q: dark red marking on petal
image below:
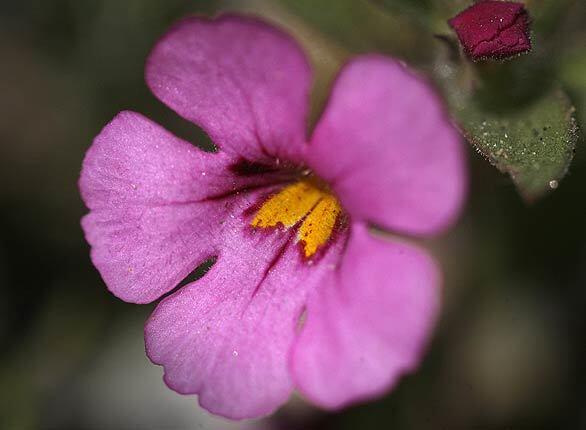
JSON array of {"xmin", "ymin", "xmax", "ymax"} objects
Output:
[
  {"xmin": 229, "ymin": 157, "xmax": 306, "ymax": 179},
  {"xmin": 250, "ymin": 229, "xmax": 296, "ymax": 300},
  {"xmin": 229, "ymin": 158, "xmax": 280, "ymax": 176},
  {"xmin": 198, "ymin": 180, "xmax": 291, "ymax": 204}
]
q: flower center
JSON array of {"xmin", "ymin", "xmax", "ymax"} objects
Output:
[{"xmin": 251, "ymin": 178, "xmax": 343, "ymax": 258}]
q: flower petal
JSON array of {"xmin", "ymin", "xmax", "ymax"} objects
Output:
[
  {"xmin": 144, "ymin": 226, "xmax": 347, "ymax": 419},
  {"xmin": 307, "ymin": 56, "xmax": 466, "ymax": 236},
  {"xmin": 80, "ymin": 111, "xmax": 275, "ymax": 303},
  {"xmin": 146, "ymin": 15, "xmax": 311, "ymax": 163},
  {"xmin": 291, "ymin": 223, "xmax": 440, "ymax": 409}
]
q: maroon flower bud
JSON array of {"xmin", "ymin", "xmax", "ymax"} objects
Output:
[{"xmin": 448, "ymin": 1, "xmax": 531, "ymax": 61}]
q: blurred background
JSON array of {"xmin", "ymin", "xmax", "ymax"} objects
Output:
[{"xmin": 1, "ymin": 0, "xmax": 585, "ymax": 429}]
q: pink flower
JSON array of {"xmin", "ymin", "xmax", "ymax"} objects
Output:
[
  {"xmin": 80, "ymin": 15, "xmax": 466, "ymax": 419},
  {"xmin": 449, "ymin": 0, "xmax": 531, "ymax": 61}
]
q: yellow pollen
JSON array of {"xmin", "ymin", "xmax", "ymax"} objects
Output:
[{"xmin": 251, "ymin": 180, "xmax": 342, "ymax": 257}]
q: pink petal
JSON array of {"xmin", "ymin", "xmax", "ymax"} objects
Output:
[
  {"xmin": 146, "ymin": 15, "xmax": 311, "ymax": 163},
  {"xmin": 144, "ymin": 226, "xmax": 348, "ymax": 419},
  {"xmin": 307, "ymin": 56, "xmax": 467, "ymax": 236},
  {"xmin": 291, "ymin": 223, "xmax": 440, "ymax": 409},
  {"xmin": 80, "ymin": 111, "xmax": 276, "ymax": 303}
]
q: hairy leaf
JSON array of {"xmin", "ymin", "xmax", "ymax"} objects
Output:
[{"xmin": 452, "ymin": 87, "xmax": 577, "ymax": 200}]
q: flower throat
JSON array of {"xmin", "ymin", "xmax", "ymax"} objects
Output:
[{"xmin": 251, "ymin": 176, "xmax": 342, "ymax": 258}]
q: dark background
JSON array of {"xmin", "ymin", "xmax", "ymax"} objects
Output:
[{"xmin": 1, "ymin": 1, "xmax": 585, "ymax": 429}]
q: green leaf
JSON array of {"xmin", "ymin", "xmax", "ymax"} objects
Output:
[
  {"xmin": 432, "ymin": 32, "xmax": 580, "ymax": 201},
  {"xmin": 452, "ymin": 87, "xmax": 577, "ymax": 201}
]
